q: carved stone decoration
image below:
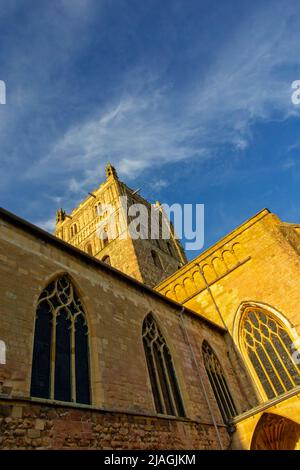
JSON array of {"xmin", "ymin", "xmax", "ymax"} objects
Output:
[
  {"xmin": 56, "ymin": 208, "xmax": 66, "ymax": 223},
  {"xmin": 251, "ymin": 413, "xmax": 300, "ymax": 450},
  {"xmin": 105, "ymin": 162, "xmax": 118, "ymax": 179}
]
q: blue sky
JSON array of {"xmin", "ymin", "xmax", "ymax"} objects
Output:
[{"xmin": 1, "ymin": 0, "xmax": 300, "ymax": 259}]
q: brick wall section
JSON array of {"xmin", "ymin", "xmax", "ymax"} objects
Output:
[{"xmin": 0, "ymin": 400, "xmax": 230, "ymax": 450}]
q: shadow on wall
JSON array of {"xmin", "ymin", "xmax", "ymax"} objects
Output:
[{"xmin": 251, "ymin": 413, "xmax": 300, "ymax": 450}]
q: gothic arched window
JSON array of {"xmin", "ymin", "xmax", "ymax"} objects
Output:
[
  {"xmin": 31, "ymin": 275, "xmax": 91, "ymax": 405},
  {"xmin": 202, "ymin": 341, "xmax": 237, "ymax": 423},
  {"xmin": 240, "ymin": 307, "xmax": 300, "ymax": 400},
  {"xmin": 142, "ymin": 314, "xmax": 185, "ymax": 417},
  {"xmin": 70, "ymin": 224, "xmax": 78, "ymax": 237}
]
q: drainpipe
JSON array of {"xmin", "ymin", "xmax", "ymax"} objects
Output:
[
  {"xmin": 197, "ymin": 263, "xmax": 228, "ymax": 331},
  {"xmin": 197, "ymin": 263, "xmax": 254, "ymax": 412},
  {"xmin": 178, "ymin": 307, "xmax": 224, "ymax": 450}
]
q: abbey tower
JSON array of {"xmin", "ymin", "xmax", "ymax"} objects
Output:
[{"xmin": 55, "ymin": 163, "xmax": 187, "ymax": 287}]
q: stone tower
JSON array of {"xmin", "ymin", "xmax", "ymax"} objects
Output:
[{"xmin": 55, "ymin": 163, "xmax": 187, "ymax": 286}]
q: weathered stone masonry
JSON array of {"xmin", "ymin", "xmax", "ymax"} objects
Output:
[
  {"xmin": 0, "ymin": 400, "xmax": 230, "ymax": 450},
  {"xmin": 0, "ymin": 208, "xmax": 246, "ymax": 449}
]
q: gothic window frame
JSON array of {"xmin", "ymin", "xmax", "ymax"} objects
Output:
[
  {"xmin": 202, "ymin": 340, "xmax": 237, "ymax": 424},
  {"xmin": 70, "ymin": 223, "xmax": 78, "ymax": 238},
  {"xmin": 30, "ymin": 273, "xmax": 91, "ymax": 405},
  {"xmin": 85, "ymin": 242, "xmax": 93, "ymax": 256},
  {"xmin": 142, "ymin": 313, "xmax": 185, "ymax": 418},
  {"xmin": 235, "ymin": 302, "xmax": 300, "ymax": 401}
]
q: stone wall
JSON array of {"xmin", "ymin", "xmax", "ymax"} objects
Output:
[
  {"xmin": 156, "ymin": 209, "xmax": 300, "ymax": 408},
  {"xmin": 0, "ymin": 400, "xmax": 230, "ymax": 450},
  {"xmin": 0, "ymin": 208, "xmax": 249, "ymax": 449},
  {"xmin": 157, "ymin": 209, "xmax": 300, "ymax": 335}
]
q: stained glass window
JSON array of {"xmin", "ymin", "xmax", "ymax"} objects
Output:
[
  {"xmin": 202, "ymin": 341, "xmax": 237, "ymax": 423},
  {"xmin": 31, "ymin": 275, "xmax": 91, "ymax": 404},
  {"xmin": 241, "ymin": 307, "xmax": 300, "ymax": 399},
  {"xmin": 142, "ymin": 314, "xmax": 185, "ymax": 417}
]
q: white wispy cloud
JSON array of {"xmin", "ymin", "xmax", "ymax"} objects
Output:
[
  {"xmin": 1, "ymin": 0, "xmax": 300, "ymax": 229},
  {"xmin": 23, "ymin": 0, "xmax": 300, "ymax": 199},
  {"xmin": 36, "ymin": 217, "xmax": 56, "ymax": 233}
]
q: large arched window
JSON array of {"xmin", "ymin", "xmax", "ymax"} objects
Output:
[
  {"xmin": 202, "ymin": 341, "xmax": 237, "ymax": 423},
  {"xmin": 30, "ymin": 275, "xmax": 91, "ymax": 405},
  {"xmin": 240, "ymin": 306, "xmax": 300, "ymax": 400},
  {"xmin": 142, "ymin": 314, "xmax": 185, "ymax": 417}
]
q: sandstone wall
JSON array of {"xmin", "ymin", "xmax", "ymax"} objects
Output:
[
  {"xmin": 0, "ymin": 400, "xmax": 230, "ymax": 450},
  {"xmin": 0, "ymin": 209, "xmax": 248, "ymax": 449}
]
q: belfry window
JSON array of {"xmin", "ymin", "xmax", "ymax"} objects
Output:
[
  {"xmin": 202, "ymin": 341, "xmax": 237, "ymax": 423},
  {"xmin": 86, "ymin": 243, "xmax": 93, "ymax": 256},
  {"xmin": 240, "ymin": 307, "xmax": 300, "ymax": 400},
  {"xmin": 30, "ymin": 275, "xmax": 91, "ymax": 405},
  {"xmin": 70, "ymin": 224, "xmax": 78, "ymax": 237},
  {"xmin": 142, "ymin": 314, "xmax": 185, "ymax": 417}
]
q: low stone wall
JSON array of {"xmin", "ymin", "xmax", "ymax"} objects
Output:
[{"xmin": 0, "ymin": 399, "xmax": 230, "ymax": 450}]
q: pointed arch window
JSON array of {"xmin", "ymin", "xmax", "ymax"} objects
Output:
[
  {"xmin": 202, "ymin": 341, "xmax": 237, "ymax": 423},
  {"xmin": 142, "ymin": 314, "xmax": 185, "ymax": 417},
  {"xmin": 70, "ymin": 224, "xmax": 78, "ymax": 237},
  {"xmin": 30, "ymin": 275, "xmax": 91, "ymax": 405},
  {"xmin": 240, "ymin": 307, "xmax": 300, "ymax": 400}
]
